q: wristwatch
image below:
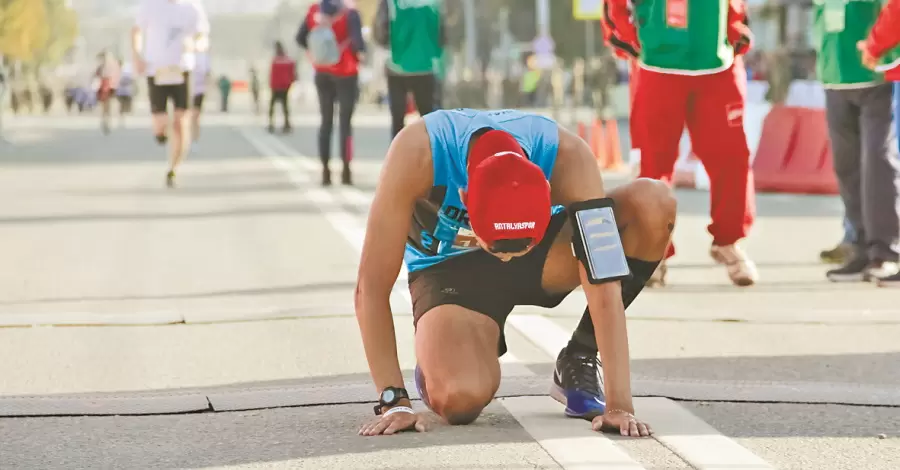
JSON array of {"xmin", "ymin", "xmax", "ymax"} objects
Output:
[{"xmin": 374, "ymin": 386, "xmax": 409, "ymax": 415}]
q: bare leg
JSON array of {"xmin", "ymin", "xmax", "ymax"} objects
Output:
[
  {"xmin": 169, "ymin": 109, "xmax": 189, "ymax": 171},
  {"xmin": 415, "ymin": 305, "xmax": 501, "ymax": 425},
  {"xmin": 152, "ymin": 112, "xmax": 168, "ymax": 142},
  {"xmin": 101, "ymin": 98, "xmax": 111, "ymax": 134}
]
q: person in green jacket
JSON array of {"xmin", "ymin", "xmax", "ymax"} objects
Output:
[
  {"xmin": 603, "ymin": 0, "xmax": 758, "ymax": 287},
  {"xmin": 374, "ymin": 0, "xmax": 446, "ymax": 137},
  {"xmin": 814, "ymin": 0, "xmax": 900, "ymax": 284}
]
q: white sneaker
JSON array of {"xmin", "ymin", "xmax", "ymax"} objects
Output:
[{"xmin": 710, "ymin": 244, "xmax": 759, "ymax": 287}]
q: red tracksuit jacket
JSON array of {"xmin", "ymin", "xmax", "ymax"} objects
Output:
[{"xmin": 864, "ymin": 0, "xmax": 900, "ymax": 81}]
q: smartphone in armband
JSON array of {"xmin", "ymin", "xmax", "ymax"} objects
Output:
[{"xmin": 568, "ymin": 198, "xmax": 632, "ymax": 285}]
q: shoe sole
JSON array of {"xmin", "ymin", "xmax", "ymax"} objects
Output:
[
  {"xmin": 549, "ymin": 383, "xmax": 603, "ymax": 420},
  {"xmin": 877, "ymin": 279, "xmax": 900, "ymax": 287},
  {"xmin": 827, "ymin": 273, "xmax": 867, "ymax": 283}
]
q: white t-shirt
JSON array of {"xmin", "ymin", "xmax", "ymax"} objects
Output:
[
  {"xmin": 193, "ymin": 52, "xmax": 210, "ymax": 95},
  {"xmin": 135, "ymin": 0, "xmax": 210, "ymax": 76}
]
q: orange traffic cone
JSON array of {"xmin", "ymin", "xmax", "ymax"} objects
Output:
[
  {"xmin": 603, "ymin": 119, "xmax": 624, "ymax": 170},
  {"xmin": 577, "ymin": 121, "xmax": 588, "ymax": 142},
  {"xmin": 590, "ymin": 119, "xmax": 607, "ymax": 166}
]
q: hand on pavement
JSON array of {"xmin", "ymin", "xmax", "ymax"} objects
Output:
[
  {"xmin": 359, "ymin": 409, "xmax": 430, "ymax": 436},
  {"xmin": 857, "ymin": 41, "xmax": 878, "ymax": 70},
  {"xmin": 592, "ymin": 409, "xmax": 653, "ymax": 437}
]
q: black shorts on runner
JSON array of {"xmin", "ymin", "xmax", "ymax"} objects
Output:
[
  {"xmin": 193, "ymin": 93, "xmax": 205, "ymax": 110},
  {"xmin": 147, "ymin": 73, "xmax": 190, "ymax": 113},
  {"xmin": 408, "ymin": 210, "xmax": 650, "ymax": 356}
]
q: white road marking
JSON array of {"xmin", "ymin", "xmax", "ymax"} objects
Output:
[
  {"xmin": 505, "ymin": 314, "xmax": 776, "ymax": 469},
  {"xmin": 242, "ymin": 129, "xmax": 531, "ymax": 370},
  {"xmin": 506, "ymin": 314, "xmax": 571, "ymax": 356},
  {"xmin": 635, "ymin": 397, "xmax": 775, "ymax": 470},
  {"xmin": 501, "ymin": 396, "xmax": 646, "ymax": 470}
]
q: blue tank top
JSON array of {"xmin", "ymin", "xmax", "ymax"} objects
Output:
[{"xmin": 405, "ymin": 108, "xmax": 562, "ymax": 273}]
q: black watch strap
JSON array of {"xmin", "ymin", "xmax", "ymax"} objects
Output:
[{"xmin": 374, "ymin": 386, "xmax": 409, "ymax": 415}]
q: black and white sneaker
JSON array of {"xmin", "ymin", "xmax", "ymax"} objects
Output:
[
  {"xmin": 826, "ymin": 254, "xmax": 870, "ymax": 282},
  {"xmin": 550, "ymin": 347, "xmax": 606, "ymax": 420},
  {"xmin": 867, "ymin": 261, "xmax": 899, "ymax": 282},
  {"xmin": 877, "ymin": 269, "xmax": 900, "ymax": 287}
]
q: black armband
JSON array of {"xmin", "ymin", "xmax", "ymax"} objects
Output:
[{"xmin": 568, "ymin": 198, "xmax": 632, "ymax": 285}]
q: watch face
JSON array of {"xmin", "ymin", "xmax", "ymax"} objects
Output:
[{"xmin": 382, "ymin": 389, "xmax": 395, "ymax": 403}]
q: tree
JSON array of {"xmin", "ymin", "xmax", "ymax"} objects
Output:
[
  {"xmin": 33, "ymin": 0, "xmax": 79, "ymax": 65},
  {"xmin": 0, "ymin": 0, "xmax": 50, "ymax": 62},
  {"xmin": 0, "ymin": 0, "xmax": 78, "ymax": 65}
]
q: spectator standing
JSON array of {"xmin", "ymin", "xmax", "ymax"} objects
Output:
[
  {"xmin": 814, "ymin": 1, "xmax": 900, "ymax": 283},
  {"xmin": 218, "ymin": 75, "xmax": 232, "ymax": 112},
  {"xmin": 373, "ymin": 0, "xmax": 446, "ymax": 137},
  {"xmin": 603, "ymin": 0, "xmax": 759, "ymax": 287},
  {"xmin": 269, "ymin": 41, "xmax": 297, "ymax": 134},
  {"xmin": 297, "ymin": 0, "xmax": 366, "ymax": 186},
  {"xmin": 858, "ymin": 0, "xmax": 900, "ymax": 286}
]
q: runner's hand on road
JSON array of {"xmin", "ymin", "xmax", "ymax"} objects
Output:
[
  {"xmin": 359, "ymin": 409, "xmax": 430, "ymax": 436},
  {"xmin": 592, "ymin": 410, "xmax": 653, "ymax": 437}
]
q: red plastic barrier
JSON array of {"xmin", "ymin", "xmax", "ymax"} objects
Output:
[{"xmin": 752, "ymin": 105, "xmax": 840, "ymax": 195}]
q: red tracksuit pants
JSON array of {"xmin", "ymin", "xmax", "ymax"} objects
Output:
[{"xmin": 630, "ymin": 62, "xmax": 755, "ymax": 257}]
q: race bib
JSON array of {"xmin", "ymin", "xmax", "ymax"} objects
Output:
[
  {"xmin": 155, "ymin": 66, "xmax": 184, "ymax": 85},
  {"xmin": 666, "ymin": 0, "xmax": 688, "ymax": 29},
  {"xmin": 824, "ymin": 6, "xmax": 846, "ymax": 33}
]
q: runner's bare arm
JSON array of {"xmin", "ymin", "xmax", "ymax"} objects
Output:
[
  {"xmin": 356, "ymin": 122, "xmax": 433, "ymax": 399},
  {"xmin": 550, "ymin": 128, "xmax": 635, "ymax": 413}
]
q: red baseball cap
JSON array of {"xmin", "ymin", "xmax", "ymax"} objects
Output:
[{"xmin": 465, "ymin": 130, "xmax": 552, "ymax": 250}]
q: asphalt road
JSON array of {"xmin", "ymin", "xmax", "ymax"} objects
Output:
[{"xmin": 0, "ymin": 110, "xmax": 897, "ymax": 470}]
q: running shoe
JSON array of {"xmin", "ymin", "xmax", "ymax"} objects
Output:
[
  {"xmin": 710, "ymin": 244, "xmax": 758, "ymax": 286},
  {"xmin": 550, "ymin": 347, "xmax": 606, "ymax": 420},
  {"xmin": 826, "ymin": 254, "xmax": 871, "ymax": 282},
  {"xmin": 820, "ymin": 242, "xmax": 854, "ymax": 265},
  {"xmin": 876, "ymin": 269, "xmax": 900, "ymax": 287},
  {"xmin": 166, "ymin": 170, "xmax": 176, "ymax": 188}
]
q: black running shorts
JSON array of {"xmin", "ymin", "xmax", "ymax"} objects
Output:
[
  {"xmin": 147, "ymin": 73, "xmax": 190, "ymax": 113},
  {"xmin": 193, "ymin": 93, "xmax": 205, "ymax": 110},
  {"xmin": 408, "ymin": 210, "xmax": 651, "ymax": 356}
]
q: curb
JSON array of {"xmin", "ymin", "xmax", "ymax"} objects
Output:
[{"xmin": 2, "ymin": 374, "xmax": 897, "ymax": 417}]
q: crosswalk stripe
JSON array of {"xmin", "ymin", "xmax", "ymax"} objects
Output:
[
  {"xmin": 501, "ymin": 396, "xmax": 646, "ymax": 470},
  {"xmin": 505, "ymin": 314, "xmax": 775, "ymax": 469},
  {"xmin": 635, "ymin": 397, "xmax": 775, "ymax": 470}
]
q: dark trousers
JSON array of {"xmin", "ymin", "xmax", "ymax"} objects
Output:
[
  {"xmin": 269, "ymin": 89, "xmax": 291, "ymax": 128},
  {"xmin": 387, "ymin": 72, "xmax": 436, "ymax": 138},
  {"xmin": 825, "ymin": 84, "xmax": 900, "ymax": 262},
  {"xmin": 314, "ymin": 72, "xmax": 358, "ymax": 165}
]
